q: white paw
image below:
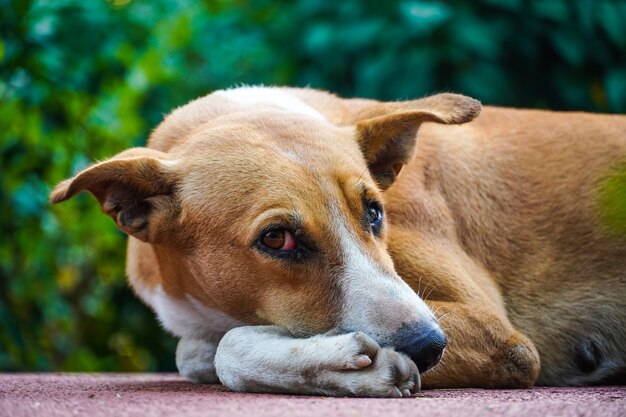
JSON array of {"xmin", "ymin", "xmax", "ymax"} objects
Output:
[
  {"xmin": 318, "ymin": 345, "xmax": 420, "ymax": 398},
  {"xmin": 176, "ymin": 338, "xmax": 219, "ymax": 384},
  {"xmin": 323, "ymin": 331, "xmax": 380, "ymax": 370}
]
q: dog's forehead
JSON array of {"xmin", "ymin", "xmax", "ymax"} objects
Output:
[
  {"xmin": 191, "ymin": 110, "xmax": 352, "ymax": 145},
  {"xmin": 180, "ymin": 111, "xmax": 364, "ymax": 178},
  {"xmin": 175, "ymin": 113, "xmax": 373, "ymax": 222},
  {"xmin": 181, "ymin": 143, "xmax": 366, "ymax": 200}
]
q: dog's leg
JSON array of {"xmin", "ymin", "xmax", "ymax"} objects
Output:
[
  {"xmin": 421, "ymin": 301, "xmax": 540, "ymax": 388},
  {"xmin": 389, "ymin": 231, "xmax": 540, "ymax": 388},
  {"xmin": 214, "ymin": 326, "xmax": 420, "ymax": 397},
  {"xmin": 176, "ymin": 336, "xmax": 222, "ymax": 383}
]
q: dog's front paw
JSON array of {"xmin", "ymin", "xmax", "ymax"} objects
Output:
[
  {"xmin": 323, "ymin": 331, "xmax": 380, "ymax": 370},
  {"xmin": 496, "ymin": 332, "xmax": 540, "ymax": 388},
  {"xmin": 315, "ymin": 340, "xmax": 420, "ymax": 398},
  {"xmin": 214, "ymin": 326, "xmax": 419, "ymax": 397}
]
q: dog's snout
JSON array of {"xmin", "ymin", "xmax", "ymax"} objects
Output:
[{"xmin": 394, "ymin": 323, "xmax": 447, "ymax": 373}]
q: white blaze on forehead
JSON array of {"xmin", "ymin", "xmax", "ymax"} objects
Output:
[
  {"xmin": 217, "ymin": 86, "xmax": 327, "ymax": 121},
  {"xmin": 334, "ymin": 211, "xmax": 435, "ymax": 341}
]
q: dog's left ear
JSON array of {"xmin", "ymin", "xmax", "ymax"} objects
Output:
[{"xmin": 356, "ymin": 93, "xmax": 481, "ymax": 190}]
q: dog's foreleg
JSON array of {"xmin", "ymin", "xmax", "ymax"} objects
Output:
[
  {"xmin": 214, "ymin": 326, "xmax": 420, "ymax": 397},
  {"xmin": 176, "ymin": 336, "xmax": 222, "ymax": 383},
  {"xmin": 389, "ymin": 231, "xmax": 541, "ymax": 388},
  {"xmin": 420, "ymin": 300, "xmax": 540, "ymax": 388}
]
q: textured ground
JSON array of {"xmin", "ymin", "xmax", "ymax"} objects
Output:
[{"xmin": 1, "ymin": 373, "xmax": 625, "ymax": 417}]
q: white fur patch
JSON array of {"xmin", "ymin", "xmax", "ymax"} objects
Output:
[
  {"xmin": 334, "ymin": 211, "xmax": 435, "ymax": 342},
  {"xmin": 217, "ymin": 86, "xmax": 326, "ymax": 121},
  {"xmin": 135, "ymin": 285, "xmax": 245, "ymax": 339}
]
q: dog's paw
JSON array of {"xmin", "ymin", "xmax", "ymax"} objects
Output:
[
  {"xmin": 495, "ymin": 332, "xmax": 540, "ymax": 388},
  {"xmin": 318, "ymin": 347, "xmax": 420, "ymax": 398},
  {"xmin": 325, "ymin": 331, "xmax": 380, "ymax": 370},
  {"xmin": 214, "ymin": 327, "xmax": 419, "ymax": 397}
]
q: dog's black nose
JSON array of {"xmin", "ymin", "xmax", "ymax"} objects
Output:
[{"xmin": 394, "ymin": 323, "xmax": 447, "ymax": 373}]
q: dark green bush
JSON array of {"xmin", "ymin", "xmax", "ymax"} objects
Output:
[{"xmin": 1, "ymin": 0, "xmax": 625, "ymax": 371}]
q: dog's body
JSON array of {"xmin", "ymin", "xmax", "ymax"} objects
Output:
[{"xmin": 51, "ymin": 87, "xmax": 626, "ymax": 396}]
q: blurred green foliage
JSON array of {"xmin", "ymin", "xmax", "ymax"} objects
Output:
[{"xmin": 1, "ymin": 0, "xmax": 625, "ymax": 372}]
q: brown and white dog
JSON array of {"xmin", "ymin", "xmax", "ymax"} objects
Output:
[{"xmin": 50, "ymin": 86, "xmax": 626, "ymax": 397}]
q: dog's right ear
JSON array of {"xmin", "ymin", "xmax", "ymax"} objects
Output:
[{"xmin": 50, "ymin": 148, "xmax": 180, "ymax": 243}]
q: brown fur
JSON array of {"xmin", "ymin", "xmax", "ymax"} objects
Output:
[
  {"xmin": 50, "ymin": 87, "xmax": 626, "ymax": 388},
  {"xmin": 391, "ymin": 108, "xmax": 626, "ymax": 386}
]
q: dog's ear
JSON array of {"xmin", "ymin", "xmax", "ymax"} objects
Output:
[
  {"xmin": 50, "ymin": 147, "xmax": 180, "ymax": 243},
  {"xmin": 355, "ymin": 93, "xmax": 481, "ymax": 190}
]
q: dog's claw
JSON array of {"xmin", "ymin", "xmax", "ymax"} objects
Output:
[
  {"xmin": 354, "ymin": 354, "xmax": 372, "ymax": 368},
  {"xmin": 388, "ymin": 387, "xmax": 403, "ymax": 398}
]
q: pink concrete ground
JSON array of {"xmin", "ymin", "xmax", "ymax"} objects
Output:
[{"xmin": 0, "ymin": 374, "xmax": 624, "ymax": 417}]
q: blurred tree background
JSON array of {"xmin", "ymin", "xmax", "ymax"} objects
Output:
[{"xmin": 1, "ymin": 0, "xmax": 625, "ymax": 372}]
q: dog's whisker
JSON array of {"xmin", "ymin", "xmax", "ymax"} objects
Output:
[
  {"xmin": 437, "ymin": 312, "xmax": 451, "ymax": 323},
  {"xmin": 354, "ymin": 167, "xmax": 369, "ymax": 190},
  {"xmin": 421, "ymin": 277, "xmax": 435, "ymax": 299},
  {"xmin": 416, "ymin": 276, "xmax": 422, "ymax": 299},
  {"xmin": 424, "ymin": 283, "xmax": 438, "ymax": 301}
]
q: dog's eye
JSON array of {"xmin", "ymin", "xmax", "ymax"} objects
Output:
[
  {"xmin": 367, "ymin": 201, "xmax": 383, "ymax": 235},
  {"xmin": 260, "ymin": 229, "xmax": 297, "ymax": 251}
]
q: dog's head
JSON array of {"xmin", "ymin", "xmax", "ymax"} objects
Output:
[{"xmin": 50, "ymin": 90, "xmax": 480, "ymax": 372}]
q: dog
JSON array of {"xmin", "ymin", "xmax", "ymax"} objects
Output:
[{"xmin": 50, "ymin": 86, "xmax": 626, "ymax": 397}]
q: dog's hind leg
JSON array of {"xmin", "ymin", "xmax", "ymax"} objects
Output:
[{"xmin": 214, "ymin": 325, "xmax": 420, "ymax": 397}]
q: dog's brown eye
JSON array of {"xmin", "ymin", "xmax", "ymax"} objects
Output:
[
  {"xmin": 262, "ymin": 229, "xmax": 286, "ymax": 249},
  {"xmin": 259, "ymin": 228, "xmax": 298, "ymax": 252},
  {"xmin": 256, "ymin": 226, "xmax": 303, "ymax": 261}
]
